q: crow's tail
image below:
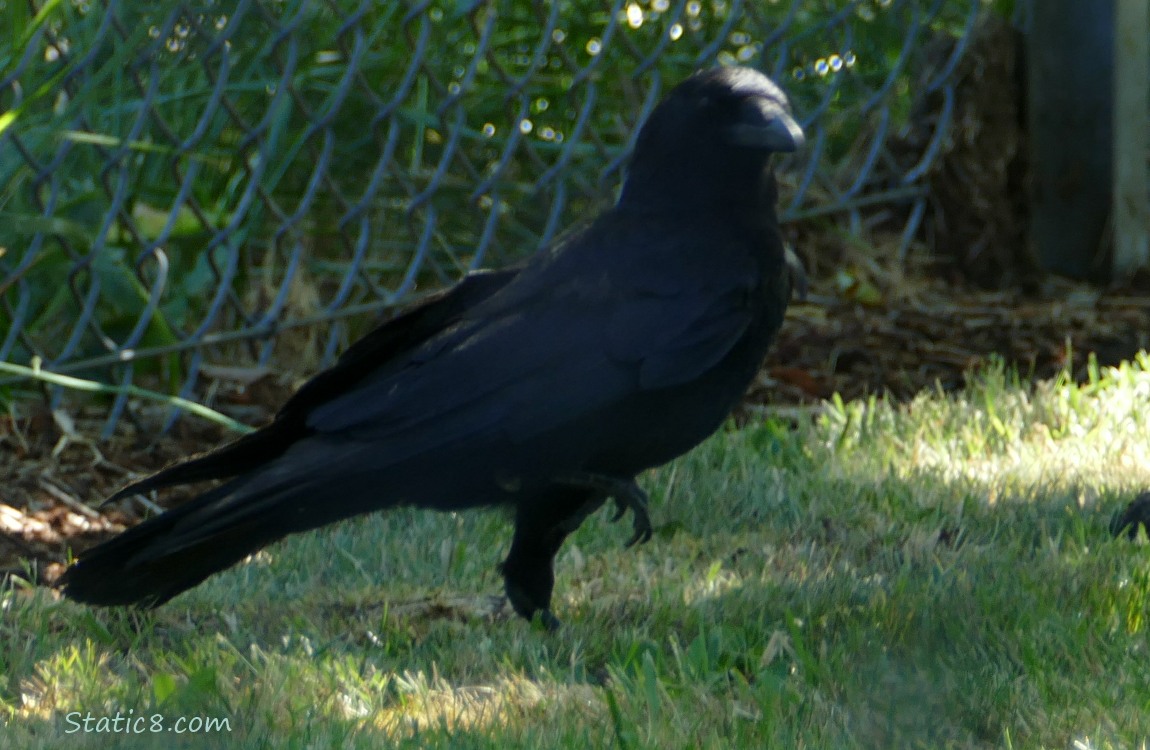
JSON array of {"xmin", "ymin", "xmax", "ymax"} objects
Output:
[{"xmin": 57, "ymin": 473, "xmax": 333, "ymax": 607}]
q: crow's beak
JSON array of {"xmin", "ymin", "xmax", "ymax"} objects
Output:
[{"xmin": 727, "ymin": 97, "xmax": 805, "ymax": 153}]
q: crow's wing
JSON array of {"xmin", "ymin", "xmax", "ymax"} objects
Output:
[{"xmin": 304, "ymin": 242, "xmax": 763, "ymax": 453}]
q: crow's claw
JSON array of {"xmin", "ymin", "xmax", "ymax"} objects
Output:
[
  {"xmin": 1113, "ymin": 491, "xmax": 1150, "ymax": 540},
  {"xmin": 537, "ymin": 609, "xmax": 562, "ymax": 632},
  {"xmin": 619, "ymin": 492, "xmax": 652, "ymax": 548},
  {"xmin": 557, "ymin": 472, "xmax": 653, "ymax": 548}
]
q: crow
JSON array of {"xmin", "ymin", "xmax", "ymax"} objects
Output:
[{"xmin": 57, "ymin": 66, "xmax": 805, "ymax": 629}]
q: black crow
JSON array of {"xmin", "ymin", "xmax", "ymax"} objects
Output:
[{"xmin": 58, "ymin": 66, "xmax": 805, "ymax": 628}]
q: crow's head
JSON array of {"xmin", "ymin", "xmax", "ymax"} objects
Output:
[{"xmin": 619, "ymin": 66, "xmax": 803, "ymax": 213}]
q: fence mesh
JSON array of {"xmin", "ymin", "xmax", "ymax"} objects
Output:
[{"xmin": 1, "ymin": 0, "xmax": 993, "ymax": 435}]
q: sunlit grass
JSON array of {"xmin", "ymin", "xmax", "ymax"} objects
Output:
[{"xmin": 2, "ymin": 354, "xmax": 1149, "ymax": 748}]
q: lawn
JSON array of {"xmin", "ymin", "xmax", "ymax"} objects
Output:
[{"xmin": 3, "ymin": 354, "xmax": 1149, "ymax": 749}]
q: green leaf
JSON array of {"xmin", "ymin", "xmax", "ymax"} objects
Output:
[{"xmin": 152, "ymin": 672, "xmax": 178, "ymax": 705}]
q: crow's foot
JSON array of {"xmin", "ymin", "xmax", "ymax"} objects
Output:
[
  {"xmin": 556, "ymin": 472, "xmax": 652, "ymax": 547},
  {"xmin": 1112, "ymin": 491, "xmax": 1150, "ymax": 540}
]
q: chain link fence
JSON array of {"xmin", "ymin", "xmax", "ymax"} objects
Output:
[{"xmin": 1, "ymin": 0, "xmax": 997, "ymax": 435}]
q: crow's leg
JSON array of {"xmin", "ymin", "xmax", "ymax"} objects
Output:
[
  {"xmin": 1112, "ymin": 491, "xmax": 1150, "ymax": 540},
  {"xmin": 556, "ymin": 472, "xmax": 653, "ymax": 547},
  {"xmin": 501, "ymin": 491, "xmax": 605, "ymax": 630}
]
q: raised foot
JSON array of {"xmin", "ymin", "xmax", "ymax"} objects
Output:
[{"xmin": 556, "ymin": 472, "xmax": 653, "ymax": 548}]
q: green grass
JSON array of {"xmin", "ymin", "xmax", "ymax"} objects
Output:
[{"xmin": 3, "ymin": 353, "xmax": 1150, "ymax": 749}]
